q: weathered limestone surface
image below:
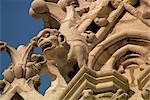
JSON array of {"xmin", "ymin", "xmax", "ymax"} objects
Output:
[{"xmin": 1, "ymin": 0, "xmax": 150, "ymax": 100}]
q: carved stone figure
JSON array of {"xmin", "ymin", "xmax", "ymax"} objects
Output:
[
  {"xmin": 82, "ymin": 31, "xmax": 97, "ymax": 44},
  {"xmin": 1, "ymin": 0, "xmax": 150, "ymax": 99},
  {"xmin": 35, "ymin": 4, "xmax": 89, "ymax": 82},
  {"xmin": 35, "ymin": 28, "xmax": 69, "ymax": 100},
  {"xmin": 79, "ymin": 89, "xmax": 113, "ymax": 100},
  {"xmin": 36, "ymin": 28, "xmax": 69, "ymax": 79},
  {"xmin": 111, "ymin": 89, "xmax": 129, "ymax": 100},
  {"xmin": 30, "ymin": 0, "xmax": 66, "ymax": 28},
  {"xmin": 59, "ymin": 5, "xmax": 89, "ymax": 68},
  {"xmin": 95, "ymin": 92, "xmax": 114, "ymax": 100},
  {"xmin": 123, "ymin": 0, "xmax": 150, "ymax": 27},
  {"xmin": 79, "ymin": 89, "xmax": 98, "ymax": 100}
]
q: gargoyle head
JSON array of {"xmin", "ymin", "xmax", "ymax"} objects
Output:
[
  {"xmin": 80, "ymin": 89, "xmax": 94, "ymax": 100},
  {"xmin": 111, "ymin": 89, "xmax": 129, "ymax": 100},
  {"xmin": 37, "ymin": 28, "xmax": 66, "ymax": 55},
  {"xmin": 84, "ymin": 31, "xmax": 97, "ymax": 43}
]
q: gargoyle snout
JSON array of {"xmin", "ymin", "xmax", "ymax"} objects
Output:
[{"xmin": 49, "ymin": 35, "xmax": 59, "ymax": 46}]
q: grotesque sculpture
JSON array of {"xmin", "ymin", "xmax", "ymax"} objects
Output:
[
  {"xmin": 36, "ymin": 28, "xmax": 68, "ymax": 99},
  {"xmin": 111, "ymin": 89, "xmax": 129, "ymax": 100},
  {"xmin": 36, "ymin": 2, "xmax": 89, "ymax": 82},
  {"xmin": 123, "ymin": 0, "xmax": 150, "ymax": 27},
  {"xmin": 59, "ymin": 4, "xmax": 89, "ymax": 68},
  {"xmin": 95, "ymin": 92, "xmax": 114, "ymax": 100},
  {"xmin": 36, "ymin": 28, "xmax": 80, "ymax": 82},
  {"xmin": 30, "ymin": 0, "xmax": 66, "ymax": 28},
  {"xmin": 79, "ymin": 89, "xmax": 97, "ymax": 100},
  {"xmin": 1, "ymin": 0, "xmax": 150, "ymax": 99}
]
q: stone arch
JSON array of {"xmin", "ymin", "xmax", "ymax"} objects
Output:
[
  {"xmin": 100, "ymin": 44, "xmax": 148, "ymax": 71},
  {"xmin": 88, "ymin": 31, "xmax": 150, "ymax": 70},
  {"xmin": 121, "ymin": 58, "xmax": 145, "ymax": 70}
]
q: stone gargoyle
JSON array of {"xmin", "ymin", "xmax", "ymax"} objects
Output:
[{"xmin": 34, "ymin": 1, "xmax": 92, "ymax": 82}]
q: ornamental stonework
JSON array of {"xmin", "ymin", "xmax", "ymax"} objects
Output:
[{"xmin": 0, "ymin": 0, "xmax": 150, "ymax": 100}]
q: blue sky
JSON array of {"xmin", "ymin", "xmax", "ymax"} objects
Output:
[{"xmin": 0, "ymin": 0, "xmax": 50, "ymax": 95}]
